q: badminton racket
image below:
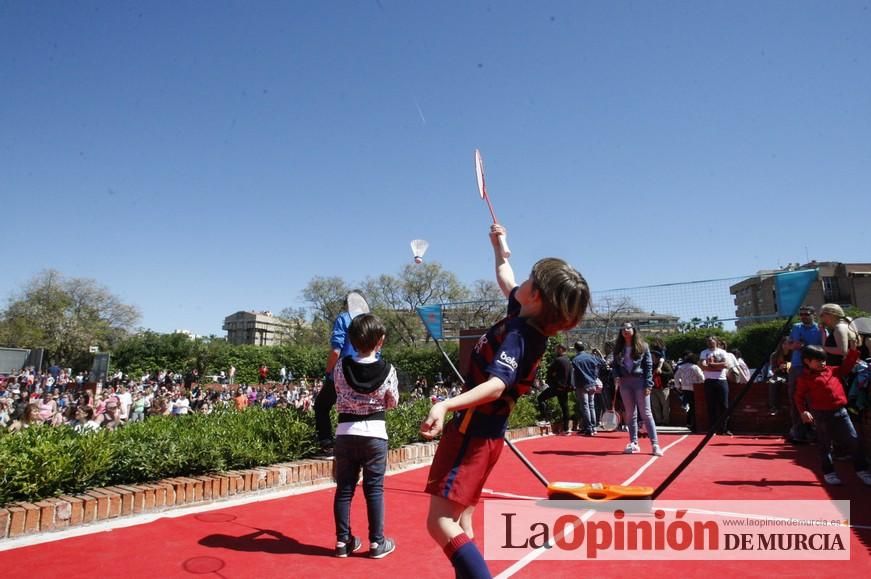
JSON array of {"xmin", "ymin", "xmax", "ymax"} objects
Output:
[
  {"xmin": 599, "ymin": 381, "xmax": 621, "ymax": 432},
  {"xmin": 475, "ymin": 149, "xmax": 511, "ymax": 258},
  {"xmin": 346, "ymin": 291, "xmax": 370, "ymax": 319}
]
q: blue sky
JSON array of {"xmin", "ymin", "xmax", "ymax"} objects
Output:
[{"xmin": 2, "ymin": 1, "xmax": 869, "ymax": 336}]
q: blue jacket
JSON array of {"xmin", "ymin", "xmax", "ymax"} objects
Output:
[
  {"xmin": 611, "ymin": 347, "xmax": 653, "ymax": 388},
  {"xmin": 571, "ymin": 352, "xmax": 604, "ymax": 389}
]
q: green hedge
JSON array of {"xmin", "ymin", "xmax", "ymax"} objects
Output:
[
  {"xmin": 0, "ymin": 397, "xmax": 540, "ymax": 507},
  {"xmin": 110, "ymin": 332, "xmax": 461, "ymax": 387}
]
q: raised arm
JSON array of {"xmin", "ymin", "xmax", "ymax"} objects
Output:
[{"xmin": 490, "ymin": 224, "xmax": 516, "ymax": 297}]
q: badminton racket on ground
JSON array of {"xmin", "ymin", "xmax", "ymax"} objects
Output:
[
  {"xmin": 599, "ymin": 382, "xmax": 621, "ymax": 432},
  {"xmin": 547, "ymin": 481, "xmax": 654, "ymax": 502},
  {"xmin": 475, "ymin": 149, "xmax": 511, "ymax": 258},
  {"xmin": 346, "ymin": 291, "xmax": 370, "ymax": 319}
]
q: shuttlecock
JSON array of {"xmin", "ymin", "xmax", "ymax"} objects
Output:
[{"xmin": 410, "ymin": 239, "xmax": 429, "ymax": 264}]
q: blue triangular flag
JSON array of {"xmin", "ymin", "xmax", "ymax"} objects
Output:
[
  {"xmin": 416, "ymin": 304, "xmax": 443, "ymax": 339},
  {"xmin": 775, "ymin": 269, "xmax": 818, "ymax": 316}
]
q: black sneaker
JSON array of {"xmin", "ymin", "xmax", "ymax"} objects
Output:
[
  {"xmin": 335, "ymin": 536, "xmax": 361, "ymax": 558},
  {"xmin": 317, "ymin": 445, "xmax": 335, "ymax": 460},
  {"xmin": 369, "ymin": 537, "xmax": 396, "ymax": 559}
]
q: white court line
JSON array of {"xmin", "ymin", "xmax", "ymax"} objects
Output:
[
  {"xmin": 622, "ymin": 435, "xmax": 688, "ymax": 486},
  {"xmin": 495, "ymin": 434, "xmax": 689, "ymax": 579},
  {"xmin": 481, "ymin": 489, "xmax": 544, "ymax": 501}
]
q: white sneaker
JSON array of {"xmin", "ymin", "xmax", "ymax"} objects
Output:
[
  {"xmin": 823, "ymin": 472, "xmax": 842, "ymax": 485},
  {"xmin": 624, "ymin": 442, "xmax": 640, "ymax": 454},
  {"xmin": 856, "ymin": 470, "xmax": 871, "ymax": 486},
  {"xmin": 652, "ymin": 444, "xmax": 663, "ymax": 457}
]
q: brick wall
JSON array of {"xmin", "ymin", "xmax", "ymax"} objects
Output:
[
  {"xmin": 692, "ymin": 380, "xmax": 790, "ymax": 434},
  {"xmin": 0, "ymin": 425, "xmax": 545, "ymax": 541}
]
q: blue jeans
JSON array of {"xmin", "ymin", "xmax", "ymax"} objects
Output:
[
  {"xmin": 333, "ymin": 435, "xmax": 388, "ymax": 544},
  {"xmin": 620, "ymin": 376, "xmax": 658, "ymax": 445},
  {"xmin": 813, "ymin": 408, "xmax": 868, "ymax": 475},
  {"xmin": 575, "ymin": 386, "xmax": 597, "ymax": 434}
]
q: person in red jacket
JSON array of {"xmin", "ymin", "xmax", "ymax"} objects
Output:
[{"xmin": 794, "ymin": 344, "xmax": 871, "ymax": 486}]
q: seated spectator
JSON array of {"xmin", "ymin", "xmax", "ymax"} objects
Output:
[
  {"xmin": 102, "ymin": 397, "xmax": 122, "ymax": 430},
  {"xmin": 234, "ymin": 389, "xmax": 249, "ymax": 411},
  {"xmin": 130, "ymin": 391, "xmax": 147, "ymax": 422},
  {"xmin": 149, "ymin": 395, "xmax": 170, "ymax": 417},
  {"xmin": 37, "ymin": 391, "xmax": 61, "ymax": 426},
  {"xmin": 11, "ymin": 390, "xmax": 30, "ymax": 421},
  {"xmin": 171, "ymin": 391, "xmax": 191, "ymax": 416},
  {"xmin": 71, "ymin": 406, "xmax": 101, "ymax": 433},
  {"xmin": 8, "ymin": 402, "xmax": 41, "ymax": 432},
  {"xmin": 0, "ymin": 398, "xmax": 11, "ymax": 428}
]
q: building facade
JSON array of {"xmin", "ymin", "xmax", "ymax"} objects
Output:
[
  {"xmin": 222, "ymin": 311, "xmax": 292, "ymax": 346},
  {"xmin": 730, "ymin": 261, "xmax": 871, "ymax": 327}
]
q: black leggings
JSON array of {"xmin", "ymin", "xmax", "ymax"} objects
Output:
[
  {"xmin": 314, "ymin": 378, "xmax": 337, "ymax": 445},
  {"xmin": 538, "ymin": 386, "xmax": 571, "ymax": 431}
]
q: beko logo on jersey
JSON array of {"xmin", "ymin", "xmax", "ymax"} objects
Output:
[{"xmin": 497, "ymin": 351, "xmax": 518, "ymax": 370}]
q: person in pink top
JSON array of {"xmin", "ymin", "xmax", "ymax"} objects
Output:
[{"xmin": 37, "ymin": 391, "xmax": 59, "ymax": 425}]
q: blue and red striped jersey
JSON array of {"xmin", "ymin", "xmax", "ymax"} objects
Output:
[{"xmin": 460, "ymin": 287, "xmax": 548, "ymax": 436}]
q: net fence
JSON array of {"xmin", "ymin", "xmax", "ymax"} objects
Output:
[{"xmin": 431, "ymin": 273, "xmax": 795, "ymax": 348}]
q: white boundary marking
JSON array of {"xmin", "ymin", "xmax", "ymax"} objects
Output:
[
  {"xmin": 494, "ymin": 435, "xmax": 689, "ymax": 578},
  {"xmin": 481, "ymin": 489, "xmax": 543, "ymax": 501}
]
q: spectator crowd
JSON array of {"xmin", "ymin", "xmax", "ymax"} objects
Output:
[{"xmin": 0, "ymin": 366, "xmax": 336, "ymax": 433}]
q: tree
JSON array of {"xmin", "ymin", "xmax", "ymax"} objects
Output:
[
  {"xmin": 700, "ymin": 316, "xmax": 724, "ymax": 329},
  {"xmin": 277, "ymin": 306, "xmax": 321, "ymax": 347},
  {"xmin": 301, "ymin": 276, "xmax": 350, "ymax": 324},
  {"xmin": 581, "ymin": 296, "xmax": 639, "ymax": 348},
  {"xmin": 363, "ymin": 262, "xmax": 468, "ymax": 346},
  {"xmin": 458, "ymin": 280, "xmax": 505, "ymax": 329},
  {"xmin": 0, "ymin": 270, "xmax": 140, "ymax": 369},
  {"xmin": 298, "ymin": 276, "xmax": 351, "ymax": 347},
  {"xmin": 678, "ymin": 317, "xmax": 704, "ymax": 333}
]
